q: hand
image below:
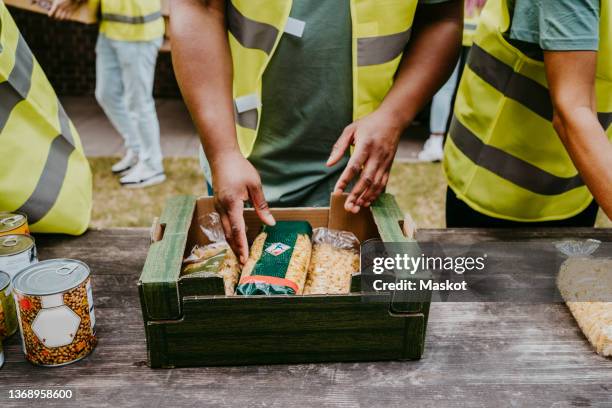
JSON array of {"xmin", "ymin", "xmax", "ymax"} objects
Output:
[
  {"xmin": 211, "ymin": 151, "xmax": 275, "ymax": 264},
  {"xmin": 327, "ymin": 110, "xmax": 403, "ymax": 213},
  {"xmin": 49, "ymin": 0, "xmax": 78, "ymax": 20}
]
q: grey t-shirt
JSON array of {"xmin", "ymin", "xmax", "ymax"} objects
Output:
[{"xmin": 509, "ymin": 0, "xmax": 600, "ymax": 51}]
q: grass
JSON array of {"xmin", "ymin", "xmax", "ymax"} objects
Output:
[{"xmin": 90, "ymin": 157, "xmax": 611, "ymax": 229}]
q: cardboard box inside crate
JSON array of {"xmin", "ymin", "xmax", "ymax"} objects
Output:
[{"xmin": 187, "ymin": 194, "xmax": 379, "ymax": 252}]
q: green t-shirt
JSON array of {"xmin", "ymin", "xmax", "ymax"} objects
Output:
[
  {"xmin": 509, "ymin": 0, "xmax": 600, "ymax": 51},
  {"xmin": 248, "ymin": 0, "xmax": 353, "ymax": 207},
  {"xmin": 201, "ymin": 0, "xmax": 449, "ymax": 206}
]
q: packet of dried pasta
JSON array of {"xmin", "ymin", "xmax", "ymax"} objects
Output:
[
  {"xmin": 236, "ymin": 221, "xmax": 313, "ymax": 295},
  {"xmin": 303, "ymin": 228, "xmax": 360, "ymax": 295},
  {"xmin": 182, "ymin": 213, "xmax": 241, "ymax": 296}
]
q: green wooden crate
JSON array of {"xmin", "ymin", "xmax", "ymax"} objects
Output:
[{"xmin": 138, "ymin": 193, "xmax": 430, "ymax": 368}]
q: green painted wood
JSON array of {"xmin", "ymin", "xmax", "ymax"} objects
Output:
[
  {"xmin": 146, "ymin": 294, "xmax": 424, "ymax": 367},
  {"xmin": 371, "ymin": 193, "xmax": 432, "ymax": 315},
  {"xmin": 139, "ymin": 195, "xmax": 196, "ymax": 320},
  {"xmin": 179, "ymin": 274, "xmax": 225, "ymax": 297},
  {"xmin": 140, "ymin": 193, "xmax": 431, "ymax": 367},
  {"xmin": 370, "ymin": 193, "xmax": 408, "ymax": 242}
]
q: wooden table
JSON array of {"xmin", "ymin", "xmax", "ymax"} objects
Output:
[{"xmin": 1, "ymin": 228, "xmax": 611, "ymax": 407}]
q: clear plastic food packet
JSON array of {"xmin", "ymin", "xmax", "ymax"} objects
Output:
[
  {"xmin": 182, "ymin": 213, "xmax": 241, "ymax": 296},
  {"xmin": 303, "ymin": 228, "xmax": 360, "ymax": 295}
]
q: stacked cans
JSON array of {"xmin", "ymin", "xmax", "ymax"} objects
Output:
[
  {"xmin": 0, "ymin": 213, "xmax": 29, "ymax": 237},
  {"xmin": 0, "ymin": 234, "xmax": 37, "ymax": 280},
  {"xmin": 0, "ymin": 270, "xmax": 18, "ymax": 370},
  {"xmin": 0, "ymin": 213, "xmax": 97, "ymax": 367},
  {"xmin": 0, "ymin": 211, "xmax": 30, "ymax": 370}
]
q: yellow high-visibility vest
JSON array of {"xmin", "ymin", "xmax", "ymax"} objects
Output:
[
  {"xmin": 0, "ymin": 1, "xmax": 92, "ymax": 235},
  {"xmin": 100, "ymin": 0, "xmax": 165, "ymax": 42},
  {"xmin": 444, "ymin": 0, "xmax": 612, "ymax": 222},
  {"xmin": 228, "ymin": 0, "xmax": 419, "ymax": 157},
  {"xmin": 463, "ymin": 7, "xmax": 483, "ymax": 47}
]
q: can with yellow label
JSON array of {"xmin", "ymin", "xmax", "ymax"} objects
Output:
[{"xmin": 0, "ymin": 213, "xmax": 29, "ymax": 237}]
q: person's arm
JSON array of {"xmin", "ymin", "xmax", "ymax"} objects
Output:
[
  {"xmin": 171, "ymin": 0, "xmax": 274, "ymax": 263},
  {"xmin": 328, "ymin": 0, "xmax": 463, "ymax": 213},
  {"xmin": 544, "ymin": 51, "xmax": 612, "ymax": 218},
  {"xmin": 49, "ymin": 0, "xmax": 81, "ymax": 20}
]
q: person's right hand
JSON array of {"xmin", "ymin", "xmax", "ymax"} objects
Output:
[
  {"xmin": 49, "ymin": 0, "xmax": 78, "ymax": 20},
  {"xmin": 211, "ymin": 152, "xmax": 275, "ymax": 264}
]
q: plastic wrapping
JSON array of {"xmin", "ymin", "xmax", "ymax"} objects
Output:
[
  {"xmin": 557, "ymin": 257, "xmax": 612, "ymax": 356},
  {"xmin": 237, "ymin": 221, "xmax": 313, "ymax": 295},
  {"xmin": 182, "ymin": 212, "xmax": 241, "ymax": 296},
  {"xmin": 303, "ymin": 228, "xmax": 360, "ymax": 295}
]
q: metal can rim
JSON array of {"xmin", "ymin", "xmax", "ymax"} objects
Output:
[
  {"xmin": 13, "ymin": 259, "xmax": 91, "ymax": 296},
  {"xmin": 0, "ymin": 270, "xmax": 10, "ymax": 292},
  {"xmin": 0, "ymin": 234, "xmax": 35, "ymax": 257},
  {"xmin": 0, "ymin": 212, "xmax": 28, "ymax": 234}
]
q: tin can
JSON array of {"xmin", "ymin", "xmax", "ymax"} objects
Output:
[
  {"xmin": 0, "ymin": 235, "xmax": 37, "ymax": 280},
  {"xmin": 0, "ymin": 271, "xmax": 18, "ymax": 339},
  {"xmin": 13, "ymin": 259, "xmax": 97, "ymax": 367},
  {"xmin": 0, "ymin": 213, "xmax": 29, "ymax": 237}
]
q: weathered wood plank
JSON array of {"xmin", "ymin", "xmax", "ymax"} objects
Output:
[{"xmin": 0, "ymin": 228, "xmax": 611, "ymax": 408}]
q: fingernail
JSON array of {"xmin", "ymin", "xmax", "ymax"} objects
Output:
[
  {"xmin": 352, "ymin": 206, "xmax": 360, "ymax": 214},
  {"xmin": 265, "ymin": 212, "xmax": 276, "ymax": 226}
]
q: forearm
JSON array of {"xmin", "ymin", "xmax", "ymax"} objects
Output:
[
  {"xmin": 553, "ymin": 108, "xmax": 612, "ymax": 218},
  {"xmin": 170, "ymin": 0, "xmax": 239, "ymax": 167},
  {"xmin": 544, "ymin": 50, "xmax": 612, "ymax": 218},
  {"xmin": 377, "ymin": 0, "xmax": 463, "ymax": 129}
]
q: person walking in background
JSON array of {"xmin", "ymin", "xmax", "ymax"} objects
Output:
[
  {"xmin": 444, "ymin": 0, "xmax": 612, "ymax": 227},
  {"xmin": 418, "ymin": 0, "xmax": 486, "ymax": 162},
  {"xmin": 51, "ymin": 0, "xmax": 166, "ymax": 188}
]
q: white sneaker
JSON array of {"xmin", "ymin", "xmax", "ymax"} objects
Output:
[
  {"xmin": 119, "ymin": 162, "xmax": 166, "ymax": 188},
  {"xmin": 417, "ymin": 135, "xmax": 444, "ymax": 162},
  {"xmin": 111, "ymin": 150, "xmax": 139, "ymax": 174}
]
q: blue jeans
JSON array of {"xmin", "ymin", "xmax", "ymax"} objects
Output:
[
  {"xmin": 95, "ymin": 34, "xmax": 164, "ymax": 172},
  {"xmin": 429, "ymin": 59, "xmax": 460, "ymax": 135}
]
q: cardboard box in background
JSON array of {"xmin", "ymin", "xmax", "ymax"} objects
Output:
[{"xmin": 4, "ymin": 0, "xmax": 99, "ymax": 24}]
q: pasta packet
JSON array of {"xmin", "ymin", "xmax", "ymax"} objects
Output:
[
  {"xmin": 303, "ymin": 228, "xmax": 360, "ymax": 295},
  {"xmin": 236, "ymin": 221, "xmax": 313, "ymax": 295},
  {"xmin": 182, "ymin": 213, "xmax": 240, "ymax": 296}
]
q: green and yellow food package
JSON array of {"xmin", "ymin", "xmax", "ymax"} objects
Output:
[{"xmin": 237, "ymin": 221, "xmax": 313, "ymax": 295}]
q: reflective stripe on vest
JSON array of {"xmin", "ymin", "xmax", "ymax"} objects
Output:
[
  {"xmin": 227, "ymin": 0, "xmax": 419, "ymax": 157},
  {"xmin": 99, "ymin": 0, "xmax": 165, "ymax": 42},
  {"xmin": 0, "ymin": 2, "xmax": 92, "ymax": 234},
  {"xmin": 444, "ymin": 0, "xmax": 612, "ymax": 222},
  {"xmin": 463, "ymin": 15, "xmax": 481, "ymax": 47}
]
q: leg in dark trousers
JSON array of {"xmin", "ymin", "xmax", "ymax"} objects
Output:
[{"xmin": 445, "ymin": 188, "xmax": 600, "ymax": 228}]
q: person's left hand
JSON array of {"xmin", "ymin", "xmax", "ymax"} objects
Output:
[
  {"xmin": 49, "ymin": 0, "xmax": 78, "ymax": 21},
  {"xmin": 327, "ymin": 110, "xmax": 403, "ymax": 213}
]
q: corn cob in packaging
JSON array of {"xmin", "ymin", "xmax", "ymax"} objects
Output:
[{"xmin": 237, "ymin": 221, "xmax": 312, "ymax": 295}]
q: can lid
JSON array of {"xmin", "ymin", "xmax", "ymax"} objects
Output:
[
  {"xmin": 0, "ymin": 270, "xmax": 10, "ymax": 291},
  {"xmin": 0, "ymin": 235, "xmax": 34, "ymax": 256},
  {"xmin": 0, "ymin": 213, "xmax": 26, "ymax": 232},
  {"xmin": 13, "ymin": 259, "xmax": 90, "ymax": 296}
]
